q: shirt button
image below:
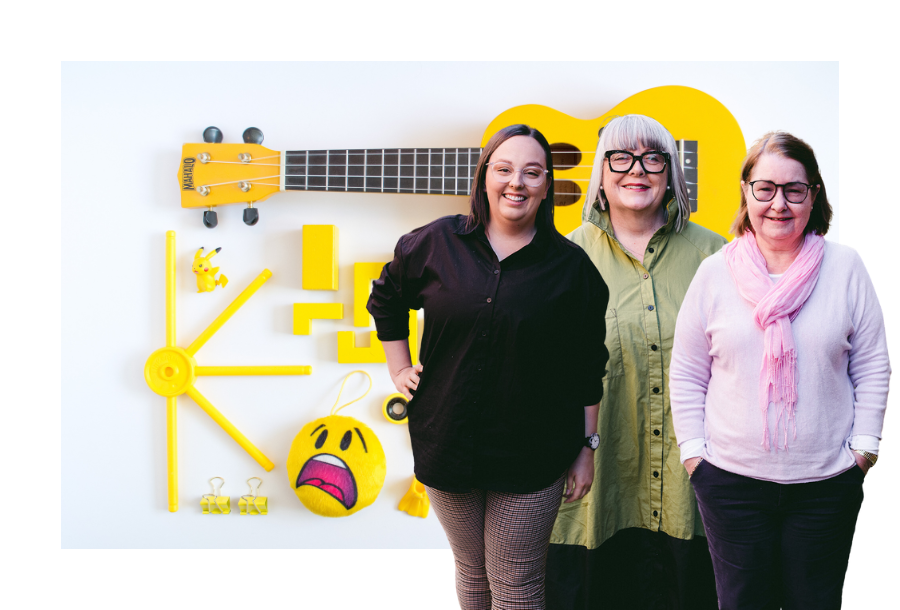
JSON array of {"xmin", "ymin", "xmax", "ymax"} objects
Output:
[
  {"xmin": 654, "ymin": 429, "xmax": 660, "ymax": 436},
  {"xmin": 486, "ymin": 298, "xmax": 492, "ymax": 303},
  {"xmin": 648, "ymin": 247, "xmax": 655, "ymax": 253},
  {"xmin": 648, "ymin": 305, "xmax": 654, "ymax": 311},
  {"xmin": 653, "ymin": 471, "xmax": 659, "ymax": 478},
  {"xmin": 653, "ymin": 387, "xmax": 660, "ymax": 394},
  {"xmin": 481, "ymin": 331, "xmax": 487, "ymax": 337},
  {"xmin": 651, "ymin": 344, "xmax": 658, "ymax": 351},
  {"xmin": 643, "ymin": 273, "xmax": 649, "ymax": 279},
  {"xmin": 493, "ymin": 270, "xmax": 499, "ymax": 275},
  {"xmin": 653, "ymin": 510, "xmax": 658, "ymax": 517}
]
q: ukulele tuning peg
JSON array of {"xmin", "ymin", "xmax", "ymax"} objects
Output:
[
  {"xmin": 242, "ymin": 127, "xmax": 264, "ymax": 145},
  {"xmin": 203, "ymin": 126, "xmax": 224, "ymax": 143},
  {"xmin": 243, "ymin": 205, "xmax": 259, "ymax": 226},
  {"xmin": 203, "ymin": 209, "xmax": 219, "ymax": 229}
]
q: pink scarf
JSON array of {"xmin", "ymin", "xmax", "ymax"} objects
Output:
[{"xmin": 723, "ymin": 232, "xmax": 825, "ymax": 450}]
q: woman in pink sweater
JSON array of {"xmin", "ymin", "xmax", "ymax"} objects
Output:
[{"xmin": 670, "ymin": 132, "xmax": 890, "ymax": 610}]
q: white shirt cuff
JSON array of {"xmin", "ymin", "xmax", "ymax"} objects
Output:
[
  {"xmin": 850, "ymin": 434, "xmax": 880, "ymax": 454},
  {"xmin": 679, "ymin": 437, "xmax": 706, "ymax": 463}
]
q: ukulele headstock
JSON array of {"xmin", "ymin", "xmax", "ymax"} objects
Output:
[{"xmin": 179, "ymin": 127, "xmax": 281, "ymax": 227}]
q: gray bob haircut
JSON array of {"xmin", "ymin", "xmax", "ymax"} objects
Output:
[{"xmin": 585, "ymin": 114, "xmax": 691, "ymax": 233}]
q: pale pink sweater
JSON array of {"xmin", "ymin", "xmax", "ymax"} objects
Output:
[{"xmin": 670, "ymin": 242, "xmax": 890, "ymax": 483}]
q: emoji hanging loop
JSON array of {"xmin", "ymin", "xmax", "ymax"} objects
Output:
[
  {"xmin": 193, "ymin": 246, "xmax": 229, "ymax": 293},
  {"xmin": 330, "ymin": 370, "xmax": 373, "ymax": 415}
]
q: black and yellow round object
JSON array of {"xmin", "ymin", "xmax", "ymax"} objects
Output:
[{"xmin": 382, "ymin": 393, "xmax": 409, "ymax": 424}]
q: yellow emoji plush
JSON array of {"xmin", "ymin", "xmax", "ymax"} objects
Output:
[{"xmin": 286, "ymin": 371, "xmax": 386, "ymax": 517}]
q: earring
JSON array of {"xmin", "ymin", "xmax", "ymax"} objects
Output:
[
  {"xmin": 599, "ymin": 186, "xmax": 604, "ymax": 190},
  {"xmin": 666, "ymin": 186, "xmax": 670, "ymax": 190}
]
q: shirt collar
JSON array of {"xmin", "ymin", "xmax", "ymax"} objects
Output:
[
  {"xmin": 454, "ymin": 215, "xmax": 551, "ymax": 261},
  {"xmin": 587, "ymin": 197, "xmax": 680, "ymax": 236}
]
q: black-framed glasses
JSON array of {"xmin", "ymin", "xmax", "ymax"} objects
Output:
[
  {"xmin": 604, "ymin": 150, "xmax": 669, "ymax": 174},
  {"xmin": 487, "ymin": 162, "xmax": 549, "ymax": 187},
  {"xmin": 747, "ymin": 180, "xmax": 818, "ymax": 204}
]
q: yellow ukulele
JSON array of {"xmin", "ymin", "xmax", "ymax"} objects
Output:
[{"xmin": 179, "ymin": 85, "xmax": 746, "ymax": 237}]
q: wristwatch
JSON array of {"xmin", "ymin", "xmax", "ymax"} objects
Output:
[
  {"xmin": 853, "ymin": 448, "xmax": 878, "ymax": 467},
  {"xmin": 584, "ymin": 433, "xmax": 600, "ymax": 451}
]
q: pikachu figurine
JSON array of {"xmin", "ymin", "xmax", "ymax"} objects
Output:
[{"xmin": 193, "ymin": 247, "xmax": 229, "ymax": 293}]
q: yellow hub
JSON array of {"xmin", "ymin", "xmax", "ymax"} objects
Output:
[{"xmin": 144, "ymin": 347, "xmax": 197, "ymax": 397}]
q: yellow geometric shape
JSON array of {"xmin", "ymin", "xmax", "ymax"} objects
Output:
[
  {"xmin": 303, "ymin": 225, "xmax": 339, "ymax": 290},
  {"xmin": 337, "ymin": 330, "xmax": 386, "ymax": 364},
  {"xmin": 354, "ymin": 262, "xmax": 386, "ymax": 327},
  {"xmin": 293, "ymin": 302, "xmax": 344, "ymax": 335},
  {"xmin": 337, "ymin": 310, "xmax": 418, "ymax": 364}
]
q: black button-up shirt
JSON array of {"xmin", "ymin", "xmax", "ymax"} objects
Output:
[{"xmin": 367, "ymin": 215, "xmax": 609, "ymax": 493}]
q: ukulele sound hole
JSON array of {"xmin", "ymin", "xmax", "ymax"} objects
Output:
[{"xmin": 550, "ymin": 143, "xmax": 583, "ymax": 207}]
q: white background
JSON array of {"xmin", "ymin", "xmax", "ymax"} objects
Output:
[
  {"xmin": 7, "ymin": 4, "xmax": 899, "ymax": 608},
  {"xmin": 62, "ymin": 61, "xmax": 842, "ymax": 552}
]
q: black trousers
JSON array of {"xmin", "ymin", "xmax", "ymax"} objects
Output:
[
  {"xmin": 546, "ymin": 528, "xmax": 718, "ymax": 610},
  {"xmin": 690, "ymin": 460, "xmax": 864, "ymax": 610}
]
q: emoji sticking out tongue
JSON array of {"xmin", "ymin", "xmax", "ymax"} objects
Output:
[{"xmin": 296, "ymin": 454, "xmax": 358, "ymax": 509}]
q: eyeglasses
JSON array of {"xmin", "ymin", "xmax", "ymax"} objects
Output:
[
  {"xmin": 747, "ymin": 181, "xmax": 818, "ymax": 204},
  {"xmin": 604, "ymin": 150, "xmax": 669, "ymax": 174},
  {"xmin": 487, "ymin": 162, "xmax": 549, "ymax": 187}
]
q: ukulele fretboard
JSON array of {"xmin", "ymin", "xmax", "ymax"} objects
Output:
[{"xmin": 284, "ymin": 148, "xmax": 483, "ymax": 196}]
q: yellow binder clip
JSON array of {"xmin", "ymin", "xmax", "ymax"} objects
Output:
[
  {"xmin": 201, "ymin": 477, "xmax": 231, "ymax": 514},
  {"xmin": 239, "ymin": 477, "xmax": 268, "ymax": 515}
]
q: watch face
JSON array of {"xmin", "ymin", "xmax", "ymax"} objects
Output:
[{"xmin": 587, "ymin": 433, "xmax": 600, "ymax": 450}]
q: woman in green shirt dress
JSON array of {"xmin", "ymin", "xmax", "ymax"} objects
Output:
[{"xmin": 546, "ymin": 115, "xmax": 725, "ymax": 610}]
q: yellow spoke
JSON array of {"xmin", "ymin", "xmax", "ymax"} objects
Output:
[
  {"xmin": 166, "ymin": 395, "xmax": 178, "ymax": 512},
  {"xmin": 186, "ymin": 270, "xmax": 272, "ymax": 357},
  {"xmin": 196, "ymin": 365, "xmax": 312, "ymax": 376},
  {"xmin": 185, "ymin": 385, "xmax": 275, "ymax": 471}
]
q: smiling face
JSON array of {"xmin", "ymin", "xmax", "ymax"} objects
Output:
[
  {"xmin": 742, "ymin": 154, "xmax": 816, "ymax": 254},
  {"xmin": 286, "ymin": 414, "xmax": 386, "ymax": 517},
  {"xmin": 484, "ymin": 135, "xmax": 550, "ymax": 231},
  {"xmin": 601, "ymin": 142, "xmax": 669, "ymax": 217}
]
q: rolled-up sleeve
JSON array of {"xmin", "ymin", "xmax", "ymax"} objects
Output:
[
  {"xmin": 367, "ymin": 235, "xmax": 415, "ymax": 342},
  {"xmin": 574, "ymin": 259, "xmax": 609, "ymax": 406}
]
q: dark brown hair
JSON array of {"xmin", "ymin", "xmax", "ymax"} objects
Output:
[
  {"xmin": 466, "ymin": 124, "xmax": 565, "ymax": 243},
  {"xmin": 731, "ymin": 131, "xmax": 832, "ymax": 237}
]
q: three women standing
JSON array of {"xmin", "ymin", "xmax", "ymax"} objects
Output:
[{"xmin": 546, "ymin": 114, "xmax": 723, "ymax": 609}]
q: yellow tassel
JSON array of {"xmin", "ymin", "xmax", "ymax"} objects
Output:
[{"xmin": 398, "ymin": 476, "xmax": 430, "ymax": 518}]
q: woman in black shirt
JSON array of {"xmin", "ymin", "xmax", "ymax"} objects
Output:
[{"xmin": 367, "ymin": 124, "xmax": 609, "ymax": 610}]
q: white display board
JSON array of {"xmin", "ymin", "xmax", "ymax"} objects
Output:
[{"xmin": 59, "ymin": 61, "xmax": 896, "ymax": 605}]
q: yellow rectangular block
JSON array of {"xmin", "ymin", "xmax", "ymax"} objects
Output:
[
  {"xmin": 293, "ymin": 303, "xmax": 344, "ymax": 335},
  {"xmin": 302, "ymin": 225, "xmax": 338, "ymax": 290},
  {"xmin": 354, "ymin": 262, "xmax": 387, "ymax": 327}
]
